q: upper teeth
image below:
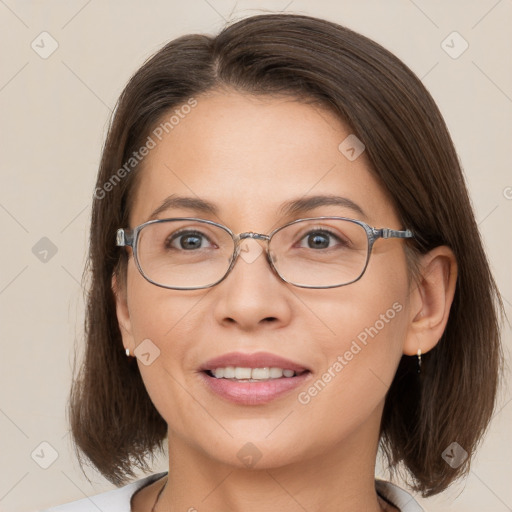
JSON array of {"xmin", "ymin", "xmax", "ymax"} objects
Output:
[{"xmin": 211, "ymin": 367, "xmax": 296, "ymax": 380}]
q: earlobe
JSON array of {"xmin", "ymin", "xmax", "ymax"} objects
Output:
[
  {"xmin": 403, "ymin": 246, "xmax": 458, "ymax": 356},
  {"xmin": 111, "ymin": 273, "xmax": 135, "ymax": 353}
]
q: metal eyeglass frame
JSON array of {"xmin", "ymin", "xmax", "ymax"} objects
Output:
[{"xmin": 116, "ymin": 216, "xmax": 414, "ymax": 290}]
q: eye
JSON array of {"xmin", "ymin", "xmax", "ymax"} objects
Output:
[
  {"xmin": 166, "ymin": 230, "xmax": 215, "ymax": 250},
  {"xmin": 297, "ymin": 229, "xmax": 348, "ymax": 250}
]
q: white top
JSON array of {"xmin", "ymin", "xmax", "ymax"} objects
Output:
[{"xmin": 41, "ymin": 472, "xmax": 424, "ymax": 511}]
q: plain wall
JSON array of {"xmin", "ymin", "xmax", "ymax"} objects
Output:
[{"xmin": 0, "ymin": 1, "xmax": 510, "ymax": 511}]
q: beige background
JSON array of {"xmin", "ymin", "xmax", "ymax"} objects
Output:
[{"xmin": 0, "ymin": 1, "xmax": 511, "ymax": 511}]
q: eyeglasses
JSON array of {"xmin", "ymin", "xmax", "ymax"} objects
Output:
[{"xmin": 116, "ymin": 217, "xmax": 414, "ymax": 290}]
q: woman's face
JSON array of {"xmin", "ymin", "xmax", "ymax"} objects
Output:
[{"xmin": 116, "ymin": 90, "xmax": 415, "ymax": 469}]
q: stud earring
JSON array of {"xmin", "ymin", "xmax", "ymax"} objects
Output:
[
  {"xmin": 417, "ymin": 348, "xmax": 422, "ymax": 374},
  {"xmin": 125, "ymin": 348, "xmax": 131, "ymax": 357}
]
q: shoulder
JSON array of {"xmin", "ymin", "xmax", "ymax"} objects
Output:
[
  {"xmin": 375, "ymin": 479, "xmax": 424, "ymax": 512},
  {"xmin": 39, "ymin": 472, "xmax": 168, "ymax": 512}
]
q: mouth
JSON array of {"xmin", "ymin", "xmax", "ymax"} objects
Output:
[
  {"xmin": 205, "ymin": 366, "xmax": 308, "ymax": 381},
  {"xmin": 199, "ymin": 352, "xmax": 312, "ymax": 405}
]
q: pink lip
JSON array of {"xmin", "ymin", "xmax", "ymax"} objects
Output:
[{"xmin": 199, "ymin": 351, "xmax": 311, "ymax": 405}]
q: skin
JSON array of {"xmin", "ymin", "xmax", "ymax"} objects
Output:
[{"xmin": 113, "ymin": 90, "xmax": 457, "ymax": 512}]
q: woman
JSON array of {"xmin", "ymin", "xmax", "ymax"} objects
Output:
[{"xmin": 44, "ymin": 12, "xmax": 503, "ymax": 512}]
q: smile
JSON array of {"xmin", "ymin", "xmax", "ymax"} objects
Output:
[
  {"xmin": 199, "ymin": 352, "xmax": 311, "ymax": 405},
  {"xmin": 208, "ymin": 366, "xmax": 305, "ymax": 380}
]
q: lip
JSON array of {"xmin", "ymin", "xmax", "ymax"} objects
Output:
[
  {"xmin": 200, "ymin": 351, "xmax": 310, "ymax": 373},
  {"xmin": 199, "ymin": 351, "xmax": 311, "ymax": 405}
]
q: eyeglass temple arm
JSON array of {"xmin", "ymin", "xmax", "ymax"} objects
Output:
[
  {"xmin": 116, "ymin": 228, "xmax": 134, "ymax": 247},
  {"xmin": 373, "ymin": 228, "xmax": 414, "ymax": 239}
]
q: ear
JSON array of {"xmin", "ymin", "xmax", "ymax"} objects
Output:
[
  {"xmin": 403, "ymin": 246, "xmax": 458, "ymax": 356},
  {"xmin": 112, "ymin": 273, "xmax": 135, "ymax": 354}
]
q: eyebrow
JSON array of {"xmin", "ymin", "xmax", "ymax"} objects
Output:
[
  {"xmin": 148, "ymin": 195, "xmax": 219, "ymax": 220},
  {"xmin": 147, "ymin": 194, "xmax": 367, "ymax": 222},
  {"xmin": 278, "ymin": 194, "xmax": 367, "ymax": 220}
]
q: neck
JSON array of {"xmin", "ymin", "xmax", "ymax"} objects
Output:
[{"xmin": 156, "ymin": 407, "xmax": 390, "ymax": 512}]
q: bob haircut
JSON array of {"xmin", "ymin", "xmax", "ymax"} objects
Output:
[{"xmin": 69, "ymin": 13, "xmax": 503, "ymax": 497}]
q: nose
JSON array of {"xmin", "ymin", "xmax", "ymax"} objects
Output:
[{"xmin": 212, "ymin": 237, "xmax": 293, "ymax": 331}]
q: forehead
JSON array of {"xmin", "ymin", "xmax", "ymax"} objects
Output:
[{"xmin": 129, "ymin": 91, "xmax": 397, "ymax": 230}]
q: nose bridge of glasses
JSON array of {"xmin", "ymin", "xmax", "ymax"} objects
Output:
[
  {"xmin": 232, "ymin": 232, "xmax": 273, "ymax": 265},
  {"xmin": 236, "ymin": 232, "xmax": 271, "ymax": 243}
]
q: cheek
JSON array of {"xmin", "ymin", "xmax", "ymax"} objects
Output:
[
  {"xmin": 124, "ymin": 264, "xmax": 206, "ymax": 425},
  {"xmin": 125, "ymin": 258, "xmax": 208, "ymax": 346},
  {"xmin": 295, "ymin": 252, "xmax": 410, "ymax": 439}
]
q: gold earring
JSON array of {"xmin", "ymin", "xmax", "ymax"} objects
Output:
[{"xmin": 417, "ymin": 348, "xmax": 422, "ymax": 374}]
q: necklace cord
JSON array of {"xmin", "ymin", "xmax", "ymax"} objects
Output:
[{"xmin": 151, "ymin": 477, "xmax": 167, "ymax": 512}]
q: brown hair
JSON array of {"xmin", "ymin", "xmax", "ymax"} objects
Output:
[{"xmin": 69, "ymin": 13, "xmax": 504, "ymax": 497}]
